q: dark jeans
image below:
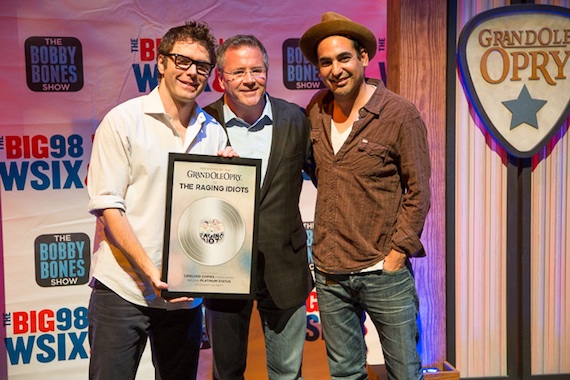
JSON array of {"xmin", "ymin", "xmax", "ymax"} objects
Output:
[
  {"xmin": 88, "ymin": 282, "xmax": 202, "ymax": 380},
  {"xmin": 205, "ymin": 297, "xmax": 306, "ymax": 380},
  {"xmin": 315, "ymin": 267, "xmax": 423, "ymax": 380}
]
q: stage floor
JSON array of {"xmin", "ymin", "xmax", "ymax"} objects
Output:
[{"xmin": 197, "ymin": 305, "xmax": 330, "ymax": 379}]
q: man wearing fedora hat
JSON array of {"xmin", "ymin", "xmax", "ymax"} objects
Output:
[{"xmin": 299, "ymin": 12, "xmax": 431, "ymax": 380}]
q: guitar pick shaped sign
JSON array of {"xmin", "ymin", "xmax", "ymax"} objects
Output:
[{"xmin": 457, "ymin": 5, "xmax": 570, "ymax": 158}]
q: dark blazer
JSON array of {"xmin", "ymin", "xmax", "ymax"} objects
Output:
[{"xmin": 204, "ymin": 95, "xmax": 314, "ymax": 310}]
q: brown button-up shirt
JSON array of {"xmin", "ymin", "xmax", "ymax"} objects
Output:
[{"xmin": 306, "ymin": 78, "xmax": 431, "ymax": 274}]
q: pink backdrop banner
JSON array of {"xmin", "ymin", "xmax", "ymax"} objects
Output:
[{"xmin": 0, "ymin": 1, "xmax": 386, "ymax": 378}]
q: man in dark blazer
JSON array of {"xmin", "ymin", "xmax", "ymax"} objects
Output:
[{"xmin": 204, "ymin": 34, "xmax": 314, "ymax": 380}]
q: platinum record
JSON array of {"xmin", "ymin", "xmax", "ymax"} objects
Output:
[{"xmin": 178, "ymin": 197, "xmax": 246, "ymax": 265}]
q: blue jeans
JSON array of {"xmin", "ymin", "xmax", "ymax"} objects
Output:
[
  {"xmin": 88, "ymin": 281, "xmax": 203, "ymax": 380},
  {"xmin": 315, "ymin": 267, "xmax": 423, "ymax": 380},
  {"xmin": 205, "ymin": 298, "xmax": 306, "ymax": 380}
]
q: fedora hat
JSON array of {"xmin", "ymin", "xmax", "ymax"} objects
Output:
[{"xmin": 299, "ymin": 12, "xmax": 377, "ymax": 66}]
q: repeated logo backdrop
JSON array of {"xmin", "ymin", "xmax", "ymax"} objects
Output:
[{"xmin": 0, "ymin": 1, "xmax": 386, "ymax": 378}]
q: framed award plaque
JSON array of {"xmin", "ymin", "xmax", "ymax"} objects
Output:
[{"xmin": 161, "ymin": 153, "xmax": 261, "ymax": 299}]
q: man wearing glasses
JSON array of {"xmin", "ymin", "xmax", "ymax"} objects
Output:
[
  {"xmin": 203, "ymin": 35, "xmax": 314, "ymax": 380},
  {"xmin": 87, "ymin": 21, "xmax": 234, "ymax": 380}
]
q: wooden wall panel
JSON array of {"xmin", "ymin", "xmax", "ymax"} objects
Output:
[{"xmin": 387, "ymin": 0, "xmax": 448, "ymax": 368}]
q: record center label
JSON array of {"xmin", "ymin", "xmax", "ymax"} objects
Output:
[{"xmin": 199, "ymin": 218, "xmax": 225, "ymax": 244}]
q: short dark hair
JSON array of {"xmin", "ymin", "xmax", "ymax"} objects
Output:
[
  {"xmin": 349, "ymin": 36, "xmax": 365, "ymax": 60},
  {"xmin": 216, "ymin": 34, "xmax": 269, "ymax": 71},
  {"xmin": 157, "ymin": 20, "xmax": 217, "ymax": 66}
]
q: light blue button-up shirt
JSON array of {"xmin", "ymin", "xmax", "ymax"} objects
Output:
[{"xmin": 223, "ymin": 94, "xmax": 273, "ymax": 185}]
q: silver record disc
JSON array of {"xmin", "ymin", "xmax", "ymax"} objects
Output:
[{"xmin": 178, "ymin": 197, "xmax": 246, "ymax": 265}]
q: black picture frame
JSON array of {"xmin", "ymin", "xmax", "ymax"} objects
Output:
[{"xmin": 161, "ymin": 153, "xmax": 260, "ymax": 299}]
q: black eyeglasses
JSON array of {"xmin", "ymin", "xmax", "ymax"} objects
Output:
[{"xmin": 164, "ymin": 53, "xmax": 214, "ymax": 76}]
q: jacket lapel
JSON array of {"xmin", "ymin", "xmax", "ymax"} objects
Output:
[{"xmin": 259, "ymin": 96, "xmax": 288, "ymax": 202}]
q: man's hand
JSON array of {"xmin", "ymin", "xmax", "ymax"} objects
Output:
[
  {"xmin": 383, "ymin": 249, "xmax": 407, "ymax": 271},
  {"xmin": 217, "ymin": 146, "xmax": 239, "ymax": 158},
  {"xmin": 148, "ymin": 267, "xmax": 194, "ymax": 303}
]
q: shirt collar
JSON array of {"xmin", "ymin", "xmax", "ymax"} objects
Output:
[
  {"xmin": 142, "ymin": 86, "xmax": 205, "ymax": 127},
  {"xmin": 223, "ymin": 93, "xmax": 273, "ymax": 131},
  {"xmin": 142, "ymin": 86, "xmax": 166, "ymax": 115},
  {"xmin": 190, "ymin": 104, "xmax": 206, "ymax": 127},
  {"xmin": 361, "ymin": 78, "xmax": 385, "ymax": 116}
]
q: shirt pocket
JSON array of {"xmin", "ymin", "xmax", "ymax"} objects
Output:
[
  {"xmin": 355, "ymin": 138, "xmax": 390, "ymax": 175},
  {"xmin": 357, "ymin": 138, "xmax": 388, "ymax": 160},
  {"xmin": 354, "ymin": 138, "xmax": 398, "ymax": 190}
]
